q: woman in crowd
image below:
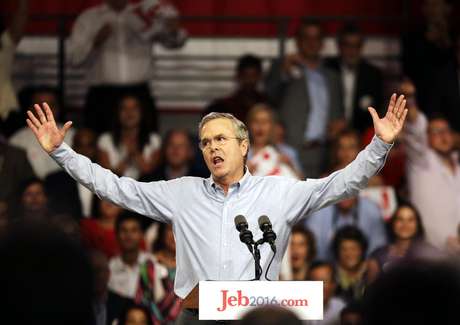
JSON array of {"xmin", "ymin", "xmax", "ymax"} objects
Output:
[
  {"xmin": 288, "ymin": 225, "xmax": 317, "ymax": 281},
  {"xmin": 246, "ymin": 103, "xmax": 302, "ymax": 178},
  {"xmin": 367, "ymin": 202, "xmax": 439, "ymax": 281},
  {"xmin": 80, "ymin": 198, "xmax": 123, "ymax": 258},
  {"xmin": 118, "ymin": 304, "xmax": 153, "ymax": 325},
  {"xmin": 98, "ymin": 94, "xmax": 161, "ymax": 179},
  {"xmin": 332, "ymin": 225, "xmax": 369, "ymax": 303}
]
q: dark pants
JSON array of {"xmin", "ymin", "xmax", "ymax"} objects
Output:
[{"xmin": 84, "ymin": 83, "xmax": 157, "ymax": 134}]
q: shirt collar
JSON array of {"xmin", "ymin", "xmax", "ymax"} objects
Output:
[{"xmin": 207, "ymin": 167, "xmax": 252, "ymax": 192}]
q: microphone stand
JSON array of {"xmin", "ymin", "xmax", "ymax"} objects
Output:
[{"xmin": 253, "ymin": 238, "xmax": 265, "ymax": 280}]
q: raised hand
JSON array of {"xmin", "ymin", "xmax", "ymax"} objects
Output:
[
  {"xmin": 26, "ymin": 103, "xmax": 73, "ymax": 153},
  {"xmin": 368, "ymin": 94, "xmax": 408, "ymax": 144}
]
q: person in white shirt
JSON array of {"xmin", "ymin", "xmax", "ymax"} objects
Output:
[
  {"xmin": 109, "ymin": 212, "xmax": 169, "ymax": 301},
  {"xmin": 98, "ymin": 94, "xmax": 161, "ymax": 179},
  {"xmin": 402, "ymin": 78, "xmax": 460, "ymax": 249},
  {"xmin": 68, "ymin": 0, "xmax": 187, "ymax": 133},
  {"xmin": 9, "ymin": 86, "xmax": 75, "ymax": 178}
]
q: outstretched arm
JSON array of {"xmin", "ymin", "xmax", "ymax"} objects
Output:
[
  {"xmin": 27, "ymin": 104, "xmax": 175, "ymax": 223},
  {"xmin": 285, "ymin": 94, "xmax": 407, "ymax": 224}
]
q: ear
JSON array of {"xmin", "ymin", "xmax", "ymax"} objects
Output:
[{"xmin": 240, "ymin": 139, "xmax": 249, "ymax": 157}]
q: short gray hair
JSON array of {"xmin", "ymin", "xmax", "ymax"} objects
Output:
[{"xmin": 198, "ymin": 112, "xmax": 249, "ymax": 142}]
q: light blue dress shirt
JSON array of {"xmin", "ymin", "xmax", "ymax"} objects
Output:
[
  {"xmin": 51, "ymin": 136, "xmax": 392, "ymax": 298},
  {"xmin": 306, "ymin": 198, "xmax": 388, "ymax": 261},
  {"xmin": 304, "ymin": 67, "xmax": 329, "ymax": 141}
]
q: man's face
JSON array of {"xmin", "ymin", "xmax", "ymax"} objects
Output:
[
  {"xmin": 336, "ymin": 135, "xmax": 360, "ymax": 166},
  {"xmin": 22, "ymin": 183, "xmax": 48, "ymax": 212},
  {"xmin": 296, "ymin": 25, "xmax": 323, "ymax": 60},
  {"xmin": 117, "ymin": 220, "xmax": 143, "ymax": 253},
  {"xmin": 309, "ymin": 266, "xmax": 336, "ymax": 304},
  {"xmin": 428, "ymin": 119, "xmax": 454, "ymax": 155},
  {"xmin": 73, "ymin": 130, "xmax": 97, "ymax": 161},
  {"xmin": 337, "ymin": 197, "xmax": 357, "ymax": 213},
  {"xmin": 290, "ymin": 233, "xmax": 310, "ymax": 270},
  {"xmin": 248, "ymin": 110, "xmax": 273, "ymax": 146},
  {"xmin": 200, "ymin": 118, "xmax": 248, "ymax": 183},
  {"xmin": 32, "ymin": 92, "xmax": 59, "ymax": 118},
  {"xmin": 165, "ymin": 132, "xmax": 193, "ymax": 168},
  {"xmin": 338, "ymin": 240, "xmax": 363, "ymax": 271},
  {"xmin": 339, "ymin": 34, "xmax": 363, "ymax": 67},
  {"xmin": 119, "ymin": 97, "xmax": 141, "ymax": 129},
  {"xmin": 237, "ymin": 67, "xmax": 262, "ymax": 92}
]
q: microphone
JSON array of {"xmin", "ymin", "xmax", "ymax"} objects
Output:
[
  {"xmin": 258, "ymin": 215, "xmax": 277, "ymax": 251},
  {"xmin": 234, "ymin": 215, "xmax": 254, "ymax": 253}
]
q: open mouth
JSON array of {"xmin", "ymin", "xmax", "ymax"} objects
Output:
[{"xmin": 212, "ymin": 156, "xmax": 224, "ymax": 167}]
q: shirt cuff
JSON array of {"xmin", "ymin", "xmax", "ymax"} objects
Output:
[
  {"xmin": 371, "ymin": 134, "xmax": 393, "ymax": 154},
  {"xmin": 50, "ymin": 142, "xmax": 74, "ymax": 164}
]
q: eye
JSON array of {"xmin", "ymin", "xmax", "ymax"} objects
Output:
[
  {"xmin": 217, "ymin": 136, "xmax": 226, "ymax": 143},
  {"xmin": 201, "ymin": 139, "xmax": 210, "ymax": 147}
]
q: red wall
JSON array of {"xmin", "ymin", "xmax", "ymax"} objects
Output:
[{"xmin": 0, "ymin": 0, "xmax": 447, "ymax": 36}]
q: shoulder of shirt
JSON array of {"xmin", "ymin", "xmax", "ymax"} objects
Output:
[
  {"xmin": 78, "ymin": 4, "xmax": 109, "ymax": 18},
  {"xmin": 108, "ymin": 256, "xmax": 123, "ymax": 269},
  {"xmin": 358, "ymin": 196, "xmax": 381, "ymax": 213},
  {"xmin": 329, "ymin": 296, "xmax": 346, "ymax": 310},
  {"xmin": 9, "ymin": 127, "xmax": 31, "ymax": 143}
]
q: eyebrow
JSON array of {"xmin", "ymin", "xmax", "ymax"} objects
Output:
[{"xmin": 200, "ymin": 133, "xmax": 228, "ymax": 141}]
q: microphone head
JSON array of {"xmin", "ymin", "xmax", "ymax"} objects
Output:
[
  {"xmin": 258, "ymin": 215, "xmax": 271, "ymax": 231},
  {"xmin": 234, "ymin": 215, "xmax": 248, "ymax": 232}
]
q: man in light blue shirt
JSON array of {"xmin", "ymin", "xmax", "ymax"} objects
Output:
[
  {"xmin": 306, "ymin": 197, "xmax": 387, "ymax": 261},
  {"xmin": 26, "ymin": 94, "xmax": 407, "ymax": 318}
]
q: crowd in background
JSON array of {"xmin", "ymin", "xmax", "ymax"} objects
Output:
[{"xmin": 1, "ymin": 0, "xmax": 460, "ymax": 324}]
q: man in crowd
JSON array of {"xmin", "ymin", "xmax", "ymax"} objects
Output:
[
  {"xmin": 68, "ymin": 0, "xmax": 187, "ymax": 133},
  {"xmin": 401, "ymin": 78, "xmax": 460, "ymax": 249},
  {"xmin": 205, "ymin": 54, "xmax": 268, "ymax": 122},
  {"xmin": 325, "ymin": 23, "xmax": 384, "ymax": 134},
  {"xmin": 306, "ymin": 262, "xmax": 346, "ymax": 325},
  {"xmin": 265, "ymin": 20, "xmax": 344, "ymax": 177},
  {"xmin": 26, "ymin": 92, "xmax": 407, "ymax": 321},
  {"xmin": 9, "ymin": 86, "xmax": 74, "ymax": 178}
]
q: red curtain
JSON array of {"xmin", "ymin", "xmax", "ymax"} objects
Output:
[{"xmin": 0, "ymin": 0, "xmax": 433, "ymax": 36}]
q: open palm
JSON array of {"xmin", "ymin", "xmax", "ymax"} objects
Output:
[
  {"xmin": 368, "ymin": 94, "xmax": 408, "ymax": 144},
  {"xmin": 26, "ymin": 103, "xmax": 73, "ymax": 153}
]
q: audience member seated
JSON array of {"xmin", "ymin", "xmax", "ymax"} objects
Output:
[
  {"xmin": 340, "ymin": 301, "xmax": 363, "ymax": 325},
  {"xmin": 0, "ymin": 0, "xmax": 28, "ymax": 138},
  {"xmin": 108, "ymin": 213, "xmax": 169, "ymax": 301},
  {"xmin": 247, "ymin": 104, "xmax": 301, "ymax": 178},
  {"xmin": 239, "ymin": 305, "xmax": 302, "ymax": 325},
  {"xmin": 45, "ymin": 128, "xmax": 98, "ymax": 219},
  {"xmin": 401, "ymin": 0, "xmax": 454, "ymax": 114},
  {"xmin": 331, "ymin": 226, "xmax": 369, "ymax": 303},
  {"xmin": 141, "ymin": 129, "xmax": 207, "ymax": 182},
  {"xmin": 288, "ymin": 225, "xmax": 316, "ymax": 281},
  {"xmin": 362, "ymin": 260, "xmax": 460, "ymax": 325},
  {"xmin": 68, "ymin": 0, "xmax": 187, "ymax": 133},
  {"xmin": 306, "ymin": 196, "xmax": 386, "ymax": 261},
  {"xmin": 89, "ymin": 250, "xmax": 133, "ymax": 325},
  {"xmin": 9, "ymin": 86, "xmax": 75, "ymax": 178},
  {"xmin": 152, "ymin": 223, "xmax": 176, "ymax": 281},
  {"xmin": 0, "ymin": 222, "xmax": 93, "ymax": 325},
  {"xmin": 325, "ymin": 23, "xmax": 384, "ymax": 134},
  {"xmin": 13, "ymin": 177, "xmax": 50, "ymax": 221},
  {"xmin": 401, "ymin": 78, "xmax": 460, "ymax": 249},
  {"xmin": 306, "ymin": 261, "xmax": 346, "ymax": 325},
  {"xmin": 367, "ymin": 203, "xmax": 440, "ymax": 281},
  {"xmin": 81, "ymin": 199, "xmax": 124, "ymax": 258},
  {"xmin": 0, "ymin": 139, "xmax": 35, "ymax": 204},
  {"xmin": 117, "ymin": 304, "xmax": 153, "ymax": 325},
  {"xmin": 204, "ymin": 54, "xmax": 268, "ymax": 122},
  {"xmin": 266, "ymin": 19, "xmax": 344, "ymax": 177},
  {"xmin": 98, "ymin": 94, "xmax": 161, "ymax": 179}
]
